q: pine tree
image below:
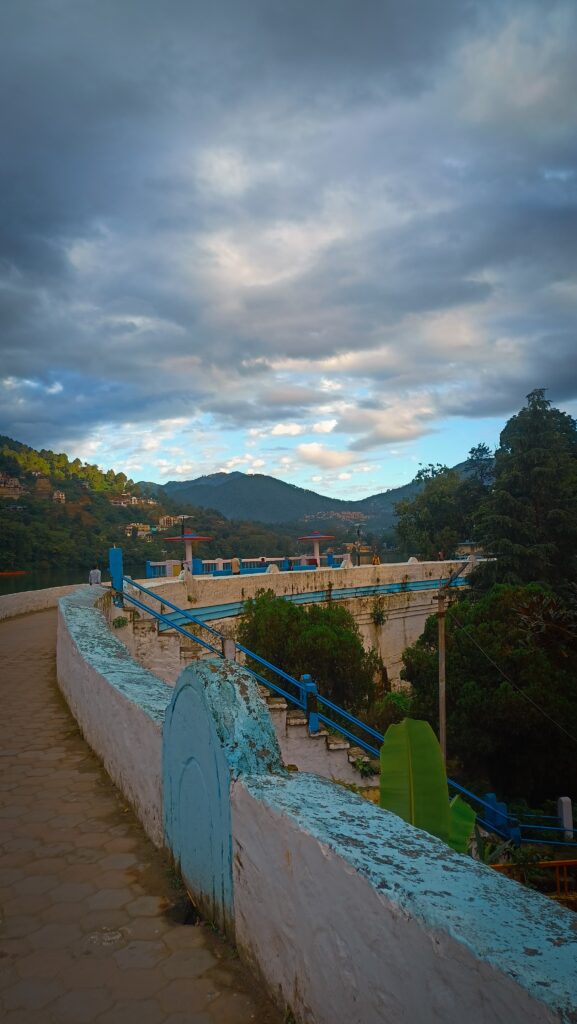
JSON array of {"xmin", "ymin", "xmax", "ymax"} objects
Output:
[{"xmin": 478, "ymin": 390, "xmax": 577, "ymax": 589}]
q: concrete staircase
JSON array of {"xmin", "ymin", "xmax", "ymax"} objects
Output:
[
  {"xmin": 257, "ymin": 686, "xmax": 379, "ymax": 790},
  {"xmin": 108, "ymin": 603, "xmax": 380, "ymax": 791}
]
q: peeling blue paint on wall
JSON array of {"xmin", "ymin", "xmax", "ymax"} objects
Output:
[
  {"xmin": 163, "ymin": 658, "xmax": 284, "ymax": 934},
  {"xmin": 59, "ymin": 587, "xmax": 171, "ymax": 722},
  {"xmin": 242, "ymin": 772, "xmax": 577, "ymax": 1021}
]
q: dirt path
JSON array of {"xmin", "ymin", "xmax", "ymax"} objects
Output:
[{"xmin": 0, "ymin": 609, "xmax": 281, "ymax": 1024}]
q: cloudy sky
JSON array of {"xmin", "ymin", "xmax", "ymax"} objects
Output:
[{"xmin": 1, "ymin": 1, "xmax": 576, "ymax": 498}]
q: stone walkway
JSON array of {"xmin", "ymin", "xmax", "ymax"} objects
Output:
[{"xmin": 0, "ymin": 609, "xmax": 281, "ymax": 1024}]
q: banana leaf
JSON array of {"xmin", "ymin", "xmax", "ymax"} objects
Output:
[
  {"xmin": 379, "ymin": 719, "xmax": 450, "ymax": 844},
  {"xmin": 448, "ymin": 794, "xmax": 476, "ymax": 854}
]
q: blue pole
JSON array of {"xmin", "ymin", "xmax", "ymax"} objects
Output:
[
  {"xmin": 301, "ymin": 673, "xmax": 320, "ymax": 733},
  {"xmin": 108, "ymin": 547, "xmax": 124, "ymax": 608}
]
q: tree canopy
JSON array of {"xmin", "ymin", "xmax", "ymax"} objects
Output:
[
  {"xmin": 477, "ymin": 390, "xmax": 577, "ymax": 590},
  {"xmin": 237, "ymin": 589, "xmax": 383, "ymax": 712},
  {"xmin": 402, "ymin": 584, "xmax": 577, "ymax": 803},
  {"xmin": 394, "ymin": 456, "xmax": 489, "ymax": 560}
]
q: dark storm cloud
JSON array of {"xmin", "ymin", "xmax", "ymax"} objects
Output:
[{"xmin": 0, "ymin": 0, "xmax": 576, "ymax": 453}]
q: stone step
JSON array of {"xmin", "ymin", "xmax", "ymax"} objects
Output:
[
  {"xmin": 133, "ymin": 618, "xmax": 157, "ymax": 633},
  {"xmin": 347, "ymin": 745, "xmax": 371, "ymax": 764},
  {"xmin": 266, "ymin": 698, "xmax": 289, "ymax": 712},
  {"xmin": 286, "ymin": 710, "xmax": 308, "ymax": 727},
  {"xmin": 326, "ymin": 736, "xmax": 351, "ymax": 752}
]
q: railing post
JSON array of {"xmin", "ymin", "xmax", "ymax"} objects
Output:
[
  {"xmin": 558, "ymin": 796, "xmax": 574, "ymax": 840},
  {"xmin": 108, "ymin": 547, "xmax": 124, "ymax": 608},
  {"xmin": 301, "ymin": 673, "xmax": 319, "ymax": 734}
]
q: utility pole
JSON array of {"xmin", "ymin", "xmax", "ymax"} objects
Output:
[
  {"xmin": 437, "ymin": 561, "xmax": 468, "ymax": 765},
  {"xmin": 437, "ymin": 586, "xmax": 447, "ymax": 764}
]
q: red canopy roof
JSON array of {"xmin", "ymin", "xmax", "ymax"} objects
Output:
[
  {"xmin": 298, "ymin": 533, "xmax": 335, "ymax": 541},
  {"xmin": 164, "ymin": 534, "xmax": 213, "ymax": 542}
]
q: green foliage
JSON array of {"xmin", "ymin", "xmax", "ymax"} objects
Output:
[
  {"xmin": 472, "ymin": 824, "xmax": 513, "ymax": 865},
  {"xmin": 402, "ymin": 584, "xmax": 577, "ymax": 803},
  {"xmin": 0, "ymin": 435, "xmax": 302, "ymax": 572},
  {"xmin": 394, "ymin": 464, "xmax": 488, "ymax": 560},
  {"xmin": 352, "ymin": 757, "xmax": 376, "ymax": 778},
  {"xmin": 476, "ymin": 390, "xmax": 577, "ymax": 591},
  {"xmin": 237, "ymin": 589, "xmax": 382, "ymax": 713},
  {"xmin": 370, "ymin": 596, "xmax": 387, "ymax": 626},
  {"xmin": 379, "ymin": 718, "xmax": 475, "ymax": 853},
  {"xmin": 448, "ymin": 795, "xmax": 477, "ymax": 855},
  {"xmin": 466, "ymin": 443, "xmax": 494, "ymax": 485},
  {"xmin": 111, "ymin": 616, "xmax": 128, "ymax": 629},
  {"xmin": 364, "ymin": 690, "xmax": 412, "ymax": 733}
]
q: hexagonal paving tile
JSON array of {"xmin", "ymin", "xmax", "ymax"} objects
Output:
[
  {"xmin": 126, "ymin": 895, "xmax": 164, "ymax": 918},
  {"xmin": 2, "ymin": 976, "xmax": 64, "ymax": 1011},
  {"xmin": 93, "ymin": 998, "xmax": 166, "ymax": 1024},
  {"xmin": 113, "ymin": 940, "xmax": 168, "ymax": 971},
  {"xmin": 87, "ymin": 887, "xmax": 134, "ymax": 911},
  {"xmin": 157, "ymin": 977, "xmax": 219, "ymax": 1015},
  {"xmin": 98, "ymin": 853, "xmax": 138, "ymax": 871},
  {"xmin": 161, "ymin": 948, "xmax": 217, "ymax": 981},
  {"xmin": 28, "ymin": 922, "xmax": 83, "ymax": 950},
  {"xmin": 49, "ymin": 881, "xmax": 96, "ymax": 903},
  {"xmin": 51, "ymin": 986, "xmax": 114, "ymax": 1022}
]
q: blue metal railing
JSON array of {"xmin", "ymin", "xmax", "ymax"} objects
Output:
[{"xmin": 109, "ymin": 557, "xmax": 576, "ymax": 848}]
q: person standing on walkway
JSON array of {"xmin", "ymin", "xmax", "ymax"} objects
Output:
[{"xmin": 88, "ymin": 566, "xmax": 102, "ymax": 585}]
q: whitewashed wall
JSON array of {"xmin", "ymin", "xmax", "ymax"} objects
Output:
[
  {"xmin": 231, "ymin": 775, "xmax": 577, "ymax": 1024},
  {"xmin": 0, "ymin": 582, "xmax": 89, "ymax": 621},
  {"xmin": 57, "ymin": 588, "xmax": 170, "ymax": 846}
]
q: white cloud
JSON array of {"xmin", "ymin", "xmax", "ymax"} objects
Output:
[
  {"xmin": 270, "ymin": 422, "xmax": 304, "ymax": 436},
  {"xmin": 312, "ymin": 419, "xmax": 337, "ymax": 434},
  {"xmin": 296, "ymin": 443, "xmax": 355, "ymax": 469}
]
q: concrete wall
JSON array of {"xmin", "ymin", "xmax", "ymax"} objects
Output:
[
  {"xmin": 145, "ymin": 560, "xmax": 470, "ymax": 684},
  {"xmin": 232, "ymin": 774, "xmax": 577, "ymax": 1024},
  {"xmin": 182, "ymin": 559, "xmax": 459, "ymax": 606},
  {"xmin": 57, "ymin": 586, "xmax": 172, "ymax": 846},
  {"xmin": 0, "ymin": 582, "xmax": 89, "ymax": 621}
]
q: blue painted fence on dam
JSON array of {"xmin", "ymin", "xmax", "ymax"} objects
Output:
[{"xmin": 109, "ymin": 547, "xmax": 576, "ymax": 849}]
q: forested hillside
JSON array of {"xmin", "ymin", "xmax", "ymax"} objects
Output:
[
  {"xmin": 0, "ymin": 438, "xmax": 300, "ymax": 572},
  {"xmin": 141, "ymin": 468, "xmax": 425, "ymax": 527}
]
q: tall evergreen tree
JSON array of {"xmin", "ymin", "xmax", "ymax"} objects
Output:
[
  {"xmin": 394, "ymin": 459, "xmax": 489, "ymax": 560},
  {"xmin": 478, "ymin": 390, "xmax": 577, "ymax": 589}
]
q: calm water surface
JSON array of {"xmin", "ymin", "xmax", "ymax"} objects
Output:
[{"xmin": 0, "ymin": 566, "xmax": 144, "ymax": 597}]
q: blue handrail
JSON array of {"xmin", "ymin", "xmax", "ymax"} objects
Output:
[
  {"xmin": 120, "ymin": 591, "xmax": 222, "ymax": 657},
  {"xmin": 122, "ymin": 578, "xmax": 223, "ymax": 638}
]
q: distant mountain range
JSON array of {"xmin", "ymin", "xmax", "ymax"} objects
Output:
[{"xmin": 138, "ymin": 470, "xmax": 428, "ymax": 528}]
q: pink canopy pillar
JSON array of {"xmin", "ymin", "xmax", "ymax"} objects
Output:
[
  {"xmin": 297, "ymin": 532, "xmax": 335, "ymax": 568},
  {"xmin": 164, "ymin": 534, "xmax": 212, "ymax": 567}
]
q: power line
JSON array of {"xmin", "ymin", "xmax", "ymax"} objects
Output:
[{"xmin": 450, "ymin": 610, "xmax": 577, "ymax": 747}]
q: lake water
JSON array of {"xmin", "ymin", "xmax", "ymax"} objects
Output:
[
  {"xmin": 0, "ymin": 569, "xmax": 89, "ymax": 597},
  {"xmin": 0, "ymin": 561, "xmax": 149, "ymax": 597}
]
